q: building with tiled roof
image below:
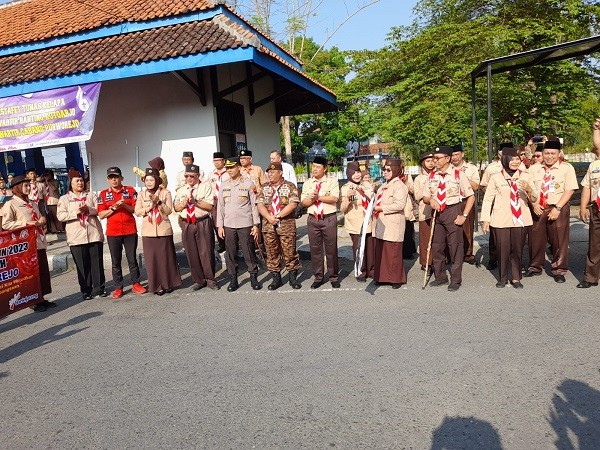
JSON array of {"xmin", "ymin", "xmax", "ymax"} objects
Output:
[{"xmin": 0, "ymin": 0, "xmax": 337, "ymax": 189}]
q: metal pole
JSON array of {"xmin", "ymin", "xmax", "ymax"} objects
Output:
[
  {"xmin": 487, "ymin": 63, "xmax": 493, "ymax": 163},
  {"xmin": 471, "ymin": 76, "xmax": 479, "ymax": 231}
]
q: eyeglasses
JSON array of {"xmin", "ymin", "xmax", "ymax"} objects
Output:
[
  {"xmin": 433, "ymin": 156, "xmax": 449, "ymax": 160},
  {"xmin": 519, "ymin": 153, "xmax": 526, "ymax": 157},
  {"xmin": 383, "ymin": 168, "xmax": 393, "ymax": 172}
]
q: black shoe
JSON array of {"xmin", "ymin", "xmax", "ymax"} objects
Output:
[
  {"xmin": 486, "ymin": 260, "xmax": 498, "ymax": 270},
  {"xmin": 155, "ymin": 290, "xmax": 165, "ymax": 296},
  {"xmin": 192, "ymin": 283, "xmax": 205, "ymax": 291},
  {"xmin": 391, "ymin": 283, "xmax": 402, "ymax": 289},
  {"xmin": 32, "ymin": 303, "xmax": 48, "ymax": 312},
  {"xmin": 465, "ymin": 258, "xmax": 476, "ymax": 265},
  {"xmin": 430, "ymin": 278, "xmax": 449, "ymax": 287},
  {"xmin": 356, "ymin": 277, "xmax": 367, "ymax": 282},
  {"xmin": 269, "ymin": 272, "xmax": 283, "ymax": 291},
  {"xmin": 165, "ymin": 288, "xmax": 174, "ymax": 293},
  {"xmin": 331, "ymin": 281, "xmax": 341, "ymax": 288},
  {"xmin": 95, "ymin": 289, "xmax": 108, "ymax": 298},
  {"xmin": 511, "ymin": 281, "xmax": 524, "ymax": 289},
  {"xmin": 576, "ymin": 280, "xmax": 598, "ymax": 288},
  {"xmin": 495, "ymin": 281, "xmax": 506, "ymax": 288},
  {"xmin": 41, "ymin": 300, "xmax": 57, "ymax": 308},
  {"xmin": 207, "ymin": 283, "xmax": 220, "ymax": 291},
  {"xmin": 448, "ymin": 283, "xmax": 461, "ymax": 292},
  {"xmin": 83, "ymin": 293, "xmax": 93, "ymax": 300},
  {"xmin": 554, "ymin": 275, "xmax": 566, "ymax": 283},
  {"xmin": 288, "ymin": 271, "xmax": 301, "ymax": 290},
  {"xmin": 250, "ymin": 273, "xmax": 262, "ymax": 290},
  {"xmin": 227, "ymin": 275, "xmax": 239, "ymax": 292},
  {"xmin": 310, "ymin": 280, "xmax": 324, "ymax": 289},
  {"xmin": 524, "ymin": 270, "xmax": 541, "ymax": 277}
]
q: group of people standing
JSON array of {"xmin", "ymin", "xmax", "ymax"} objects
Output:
[{"xmin": 3, "ymin": 119, "xmax": 600, "ymax": 312}]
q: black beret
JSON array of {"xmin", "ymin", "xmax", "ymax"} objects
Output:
[
  {"xmin": 213, "ymin": 152, "xmax": 225, "ymax": 159},
  {"xmin": 183, "ymin": 151, "xmax": 194, "ymax": 158},
  {"xmin": 184, "ymin": 164, "xmax": 199, "ymax": 174},
  {"xmin": 501, "ymin": 147, "xmax": 518, "ymax": 157},
  {"xmin": 544, "ymin": 140, "xmax": 562, "ymax": 150},
  {"xmin": 434, "ymin": 146, "xmax": 454, "ymax": 156},
  {"xmin": 239, "ymin": 149, "xmax": 252, "ymax": 157}
]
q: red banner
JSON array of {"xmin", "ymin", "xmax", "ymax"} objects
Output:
[{"xmin": 0, "ymin": 225, "xmax": 42, "ymax": 316}]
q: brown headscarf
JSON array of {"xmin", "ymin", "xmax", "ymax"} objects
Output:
[
  {"xmin": 346, "ymin": 161, "xmax": 361, "ymax": 184},
  {"xmin": 385, "ymin": 158, "xmax": 404, "ymax": 179}
]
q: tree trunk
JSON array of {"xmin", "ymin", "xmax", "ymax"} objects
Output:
[{"xmin": 281, "ymin": 115, "xmax": 293, "ymax": 163}]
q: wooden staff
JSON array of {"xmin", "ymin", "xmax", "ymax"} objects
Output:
[{"xmin": 422, "ymin": 209, "xmax": 437, "ymax": 289}]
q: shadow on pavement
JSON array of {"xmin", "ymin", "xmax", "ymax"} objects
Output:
[
  {"xmin": 548, "ymin": 379, "xmax": 600, "ymax": 449},
  {"xmin": 0, "ymin": 311, "xmax": 103, "ymax": 365},
  {"xmin": 430, "ymin": 416, "xmax": 503, "ymax": 449}
]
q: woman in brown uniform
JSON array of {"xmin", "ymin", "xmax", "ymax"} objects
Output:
[
  {"xmin": 1, "ymin": 175, "xmax": 56, "ymax": 311},
  {"xmin": 340, "ymin": 161, "xmax": 374, "ymax": 282},
  {"xmin": 57, "ymin": 171, "xmax": 106, "ymax": 300},
  {"xmin": 372, "ymin": 158, "xmax": 409, "ymax": 288},
  {"xmin": 481, "ymin": 147, "xmax": 534, "ymax": 288},
  {"xmin": 135, "ymin": 168, "xmax": 182, "ymax": 296}
]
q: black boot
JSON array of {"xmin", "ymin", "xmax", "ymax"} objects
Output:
[
  {"xmin": 227, "ymin": 274, "xmax": 239, "ymax": 292},
  {"xmin": 288, "ymin": 270, "xmax": 301, "ymax": 289},
  {"xmin": 250, "ymin": 273, "xmax": 262, "ymax": 290},
  {"xmin": 268, "ymin": 272, "xmax": 283, "ymax": 291}
]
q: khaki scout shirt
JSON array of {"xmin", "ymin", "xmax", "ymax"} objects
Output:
[
  {"xmin": 57, "ymin": 191, "xmax": 104, "ymax": 246},
  {"xmin": 174, "ymin": 182, "xmax": 213, "ymax": 220},
  {"xmin": 46, "ymin": 180, "xmax": 61, "ymax": 206},
  {"xmin": 480, "ymin": 170, "xmax": 534, "ymax": 228},
  {"xmin": 134, "ymin": 188, "xmax": 175, "ymax": 237},
  {"xmin": 421, "ymin": 169, "xmax": 474, "ymax": 206},
  {"xmin": 340, "ymin": 181, "xmax": 374, "ymax": 235},
  {"xmin": 217, "ymin": 176, "xmax": 260, "ymax": 228},
  {"xmin": 413, "ymin": 171, "xmax": 433, "ymax": 221},
  {"xmin": 240, "ymin": 165, "xmax": 267, "ymax": 188},
  {"xmin": 373, "ymin": 178, "xmax": 408, "ymax": 242},
  {"xmin": 208, "ymin": 169, "xmax": 230, "ymax": 200},
  {"xmin": 527, "ymin": 160, "xmax": 578, "ymax": 205},
  {"xmin": 257, "ymin": 180, "xmax": 300, "ymax": 232},
  {"xmin": 581, "ymin": 160, "xmax": 600, "ymax": 202},
  {"xmin": 1, "ymin": 197, "xmax": 47, "ymax": 249},
  {"xmin": 453, "ymin": 161, "xmax": 480, "ymax": 187},
  {"xmin": 301, "ymin": 176, "xmax": 339, "ymax": 216},
  {"xmin": 480, "ymin": 160, "xmax": 502, "ymax": 187}
]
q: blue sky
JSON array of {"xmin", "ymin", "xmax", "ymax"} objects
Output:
[{"xmin": 308, "ymin": 0, "xmax": 418, "ymax": 51}]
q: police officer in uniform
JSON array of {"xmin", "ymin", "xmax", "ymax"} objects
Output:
[
  {"xmin": 256, "ymin": 161, "xmax": 302, "ymax": 290},
  {"xmin": 422, "ymin": 146, "xmax": 475, "ymax": 291},
  {"xmin": 174, "ymin": 164, "xmax": 219, "ymax": 290},
  {"xmin": 217, "ymin": 158, "xmax": 262, "ymax": 292}
]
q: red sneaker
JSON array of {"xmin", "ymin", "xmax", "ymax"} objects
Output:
[
  {"xmin": 112, "ymin": 289, "xmax": 124, "ymax": 299},
  {"xmin": 132, "ymin": 283, "xmax": 148, "ymax": 294}
]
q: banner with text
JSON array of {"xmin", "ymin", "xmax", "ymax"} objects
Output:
[
  {"xmin": 0, "ymin": 83, "xmax": 101, "ymax": 152},
  {"xmin": 0, "ymin": 225, "xmax": 42, "ymax": 316}
]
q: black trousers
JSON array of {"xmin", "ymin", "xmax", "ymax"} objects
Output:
[
  {"xmin": 224, "ymin": 226, "xmax": 258, "ymax": 275},
  {"xmin": 107, "ymin": 233, "xmax": 140, "ymax": 289},
  {"xmin": 70, "ymin": 241, "xmax": 105, "ymax": 295}
]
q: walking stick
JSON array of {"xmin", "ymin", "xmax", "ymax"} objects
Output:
[{"xmin": 422, "ymin": 209, "xmax": 437, "ymax": 290}]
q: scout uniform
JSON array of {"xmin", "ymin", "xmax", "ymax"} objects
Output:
[
  {"xmin": 452, "ymin": 158, "xmax": 480, "ymax": 263},
  {"xmin": 257, "ymin": 162, "xmax": 301, "ymax": 290},
  {"xmin": 422, "ymin": 146, "xmax": 475, "ymax": 290},
  {"xmin": 174, "ymin": 164, "xmax": 218, "ymax": 290},
  {"xmin": 577, "ymin": 159, "xmax": 600, "ymax": 288},
  {"xmin": 301, "ymin": 156, "xmax": 340, "ymax": 288},
  {"xmin": 175, "ymin": 152, "xmax": 206, "ymax": 190},
  {"xmin": 217, "ymin": 159, "xmax": 262, "ymax": 291},
  {"xmin": 26, "ymin": 170, "xmax": 48, "ymax": 224},
  {"xmin": 0, "ymin": 180, "xmax": 12, "ymax": 209},
  {"xmin": 239, "ymin": 149, "xmax": 268, "ymax": 188},
  {"xmin": 208, "ymin": 151, "xmax": 230, "ymax": 253},
  {"xmin": 480, "ymin": 159, "xmax": 502, "ymax": 269},
  {"xmin": 480, "ymin": 148, "xmax": 534, "ymax": 287},
  {"xmin": 413, "ymin": 152, "xmax": 434, "ymax": 269},
  {"xmin": 97, "ymin": 166, "xmax": 146, "ymax": 298},
  {"xmin": 57, "ymin": 184, "xmax": 106, "ymax": 299},
  {"xmin": 44, "ymin": 171, "xmax": 64, "ymax": 233},
  {"xmin": 340, "ymin": 162, "xmax": 374, "ymax": 281},
  {"xmin": 525, "ymin": 141, "xmax": 578, "ymax": 280}
]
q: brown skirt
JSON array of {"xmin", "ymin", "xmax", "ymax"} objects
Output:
[
  {"xmin": 374, "ymin": 239, "xmax": 406, "ymax": 284},
  {"xmin": 142, "ymin": 236, "xmax": 182, "ymax": 293},
  {"xmin": 37, "ymin": 249, "xmax": 52, "ymax": 296}
]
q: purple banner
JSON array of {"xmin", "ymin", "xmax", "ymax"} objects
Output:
[{"xmin": 0, "ymin": 83, "xmax": 101, "ymax": 152}]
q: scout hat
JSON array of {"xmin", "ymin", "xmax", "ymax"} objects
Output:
[
  {"xmin": 107, "ymin": 166, "xmax": 122, "ymax": 177},
  {"xmin": 185, "ymin": 164, "xmax": 200, "ymax": 173},
  {"xmin": 419, "ymin": 151, "xmax": 435, "ymax": 162},
  {"xmin": 544, "ymin": 140, "xmax": 561, "ymax": 150},
  {"xmin": 224, "ymin": 158, "xmax": 240, "ymax": 168},
  {"xmin": 312, "ymin": 156, "xmax": 328, "ymax": 167},
  {"xmin": 434, "ymin": 146, "xmax": 453, "ymax": 156},
  {"xmin": 9, "ymin": 175, "xmax": 27, "ymax": 187},
  {"xmin": 266, "ymin": 162, "xmax": 283, "ymax": 172},
  {"xmin": 213, "ymin": 152, "xmax": 225, "ymax": 159}
]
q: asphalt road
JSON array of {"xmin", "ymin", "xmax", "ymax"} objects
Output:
[{"xmin": 1, "ymin": 219, "xmax": 599, "ymax": 449}]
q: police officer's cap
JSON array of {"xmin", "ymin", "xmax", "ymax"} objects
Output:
[
  {"xmin": 224, "ymin": 158, "xmax": 240, "ymax": 168},
  {"xmin": 107, "ymin": 166, "xmax": 122, "ymax": 177},
  {"xmin": 184, "ymin": 164, "xmax": 200, "ymax": 174}
]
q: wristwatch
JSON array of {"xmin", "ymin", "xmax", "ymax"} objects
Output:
[
  {"xmin": 554, "ymin": 205, "xmax": 562, "ymax": 211},
  {"xmin": 462, "ymin": 213, "xmax": 468, "ymax": 218}
]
